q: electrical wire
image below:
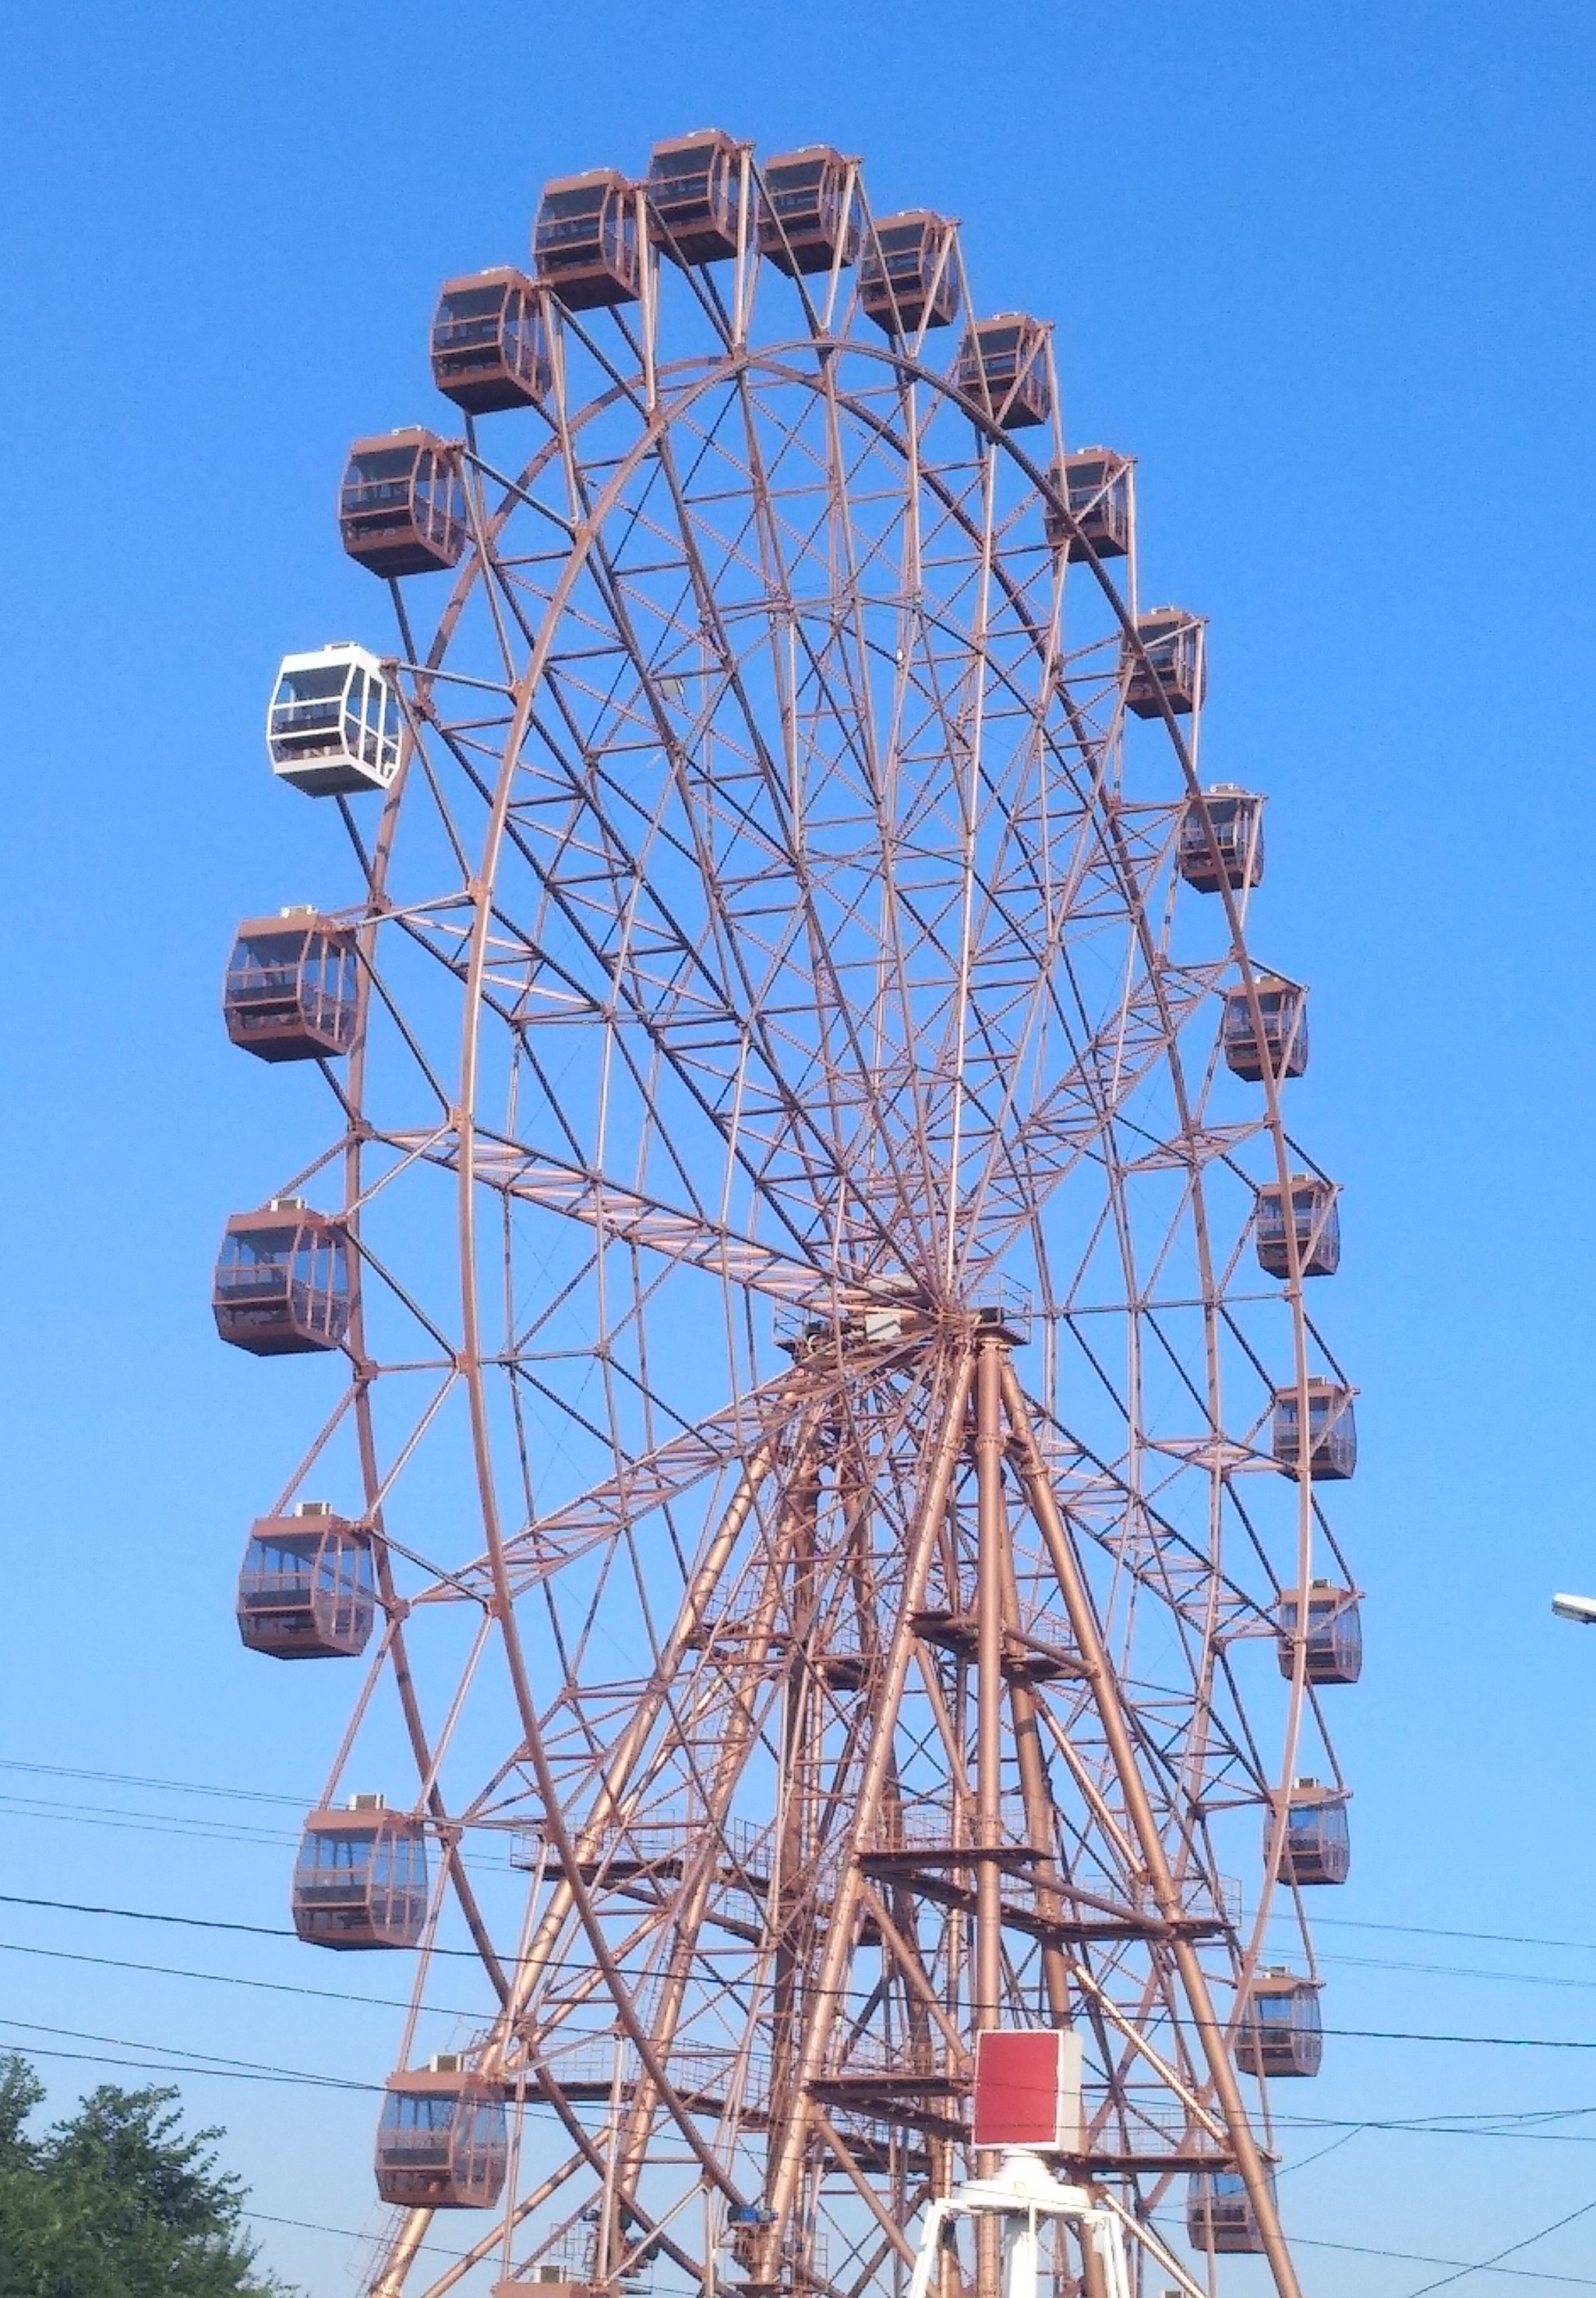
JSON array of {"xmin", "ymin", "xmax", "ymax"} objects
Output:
[
  {"xmin": 5, "ymin": 2041, "xmax": 379, "ymax": 2093},
  {"xmin": 0, "ymin": 1888, "xmax": 490, "ymax": 1960},
  {"xmin": 9, "ymin": 1759, "xmax": 1596, "ymax": 1967},
  {"xmin": 239, "ymin": 2201, "xmax": 1596, "ymax": 2293},
  {"xmin": 1312, "ymin": 1915, "xmax": 1596, "ymax": 1957},
  {"xmin": 1321, "ymin": 1950, "xmax": 1596, "ymax": 1995},
  {"xmin": 1397, "ymin": 2193, "xmax": 1596, "ymax": 2297},
  {"xmin": 0, "ymin": 1936, "xmax": 444, "ymax": 2017},
  {"xmin": 1271, "ymin": 2108, "xmax": 1596, "ymax": 2143},
  {"xmin": 1273, "ymin": 2125, "xmax": 1363, "ymax": 2176},
  {"xmin": 0, "ymin": 2013, "xmax": 376, "ymax": 2091},
  {"xmin": 0, "ymin": 1757, "xmax": 308, "ymax": 1808},
  {"xmin": 1160, "ymin": 2223, "xmax": 1596, "ymax": 2290},
  {"xmin": 245, "ymin": 2204, "xmax": 472, "ymax": 2264},
  {"xmin": 10, "ymin": 1790, "xmax": 1589, "ymax": 1999},
  {"xmin": 5, "ymin": 1894, "xmax": 1596, "ymax": 2057},
  {"xmin": 0, "ymin": 1796, "xmax": 521, "ymax": 1870},
  {"xmin": 12, "ymin": 1780, "xmax": 1596, "ymax": 2001},
  {"xmin": 21, "ymin": 1753, "xmax": 1596, "ymax": 2290},
  {"xmin": 1319, "ymin": 2027, "xmax": 1596, "ymax": 2052},
  {"xmin": 6, "ymin": 2002, "xmax": 1596, "ymax": 2155},
  {"xmin": 12, "ymin": 2017, "xmax": 1596, "ymax": 2294}
]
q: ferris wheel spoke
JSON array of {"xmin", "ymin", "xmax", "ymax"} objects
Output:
[
  {"xmin": 433, "ymin": 1357, "xmax": 870, "ymax": 1601},
  {"xmin": 975, "ymin": 962, "xmax": 1230, "ymax": 1263},
  {"xmin": 785, "ymin": 374, "xmax": 995, "ymax": 1250},
  {"xmin": 587, "ymin": 444, "xmax": 943, "ymax": 1270},
  {"xmin": 496, "ymin": 700, "xmax": 920, "ymax": 1274},
  {"xmin": 395, "ymin": 1126, "xmax": 846, "ymax": 1305},
  {"xmin": 651, "ymin": 468, "xmax": 932, "ymax": 1222}
]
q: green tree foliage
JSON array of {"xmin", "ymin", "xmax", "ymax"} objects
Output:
[{"xmin": 0, "ymin": 2054, "xmax": 291, "ymax": 2298}]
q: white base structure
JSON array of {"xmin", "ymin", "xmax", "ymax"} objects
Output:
[{"xmin": 907, "ymin": 2149, "xmax": 1207, "ymax": 2298}]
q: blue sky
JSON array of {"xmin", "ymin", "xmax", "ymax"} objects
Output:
[{"xmin": 2, "ymin": 2, "xmax": 1595, "ymax": 2291}]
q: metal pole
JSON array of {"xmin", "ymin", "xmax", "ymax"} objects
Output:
[
  {"xmin": 764, "ymin": 1345, "xmax": 978, "ymax": 2249},
  {"xmin": 1001, "ymin": 1520, "xmax": 1073, "ymax": 2026},
  {"xmin": 974, "ymin": 1334, "xmax": 1007, "ymax": 2032},
  {"xmin": 974, "ymin": 1334, "xmax": 1008, "ymax": 2298},
  {"xmin": 1000, "ymin": 1363, "xmax": 1302, "ymax": 2298}
]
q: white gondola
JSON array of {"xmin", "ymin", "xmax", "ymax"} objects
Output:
[{"xmin": 267, "ymin": 641, "xmax": 401, "ymax": 797}]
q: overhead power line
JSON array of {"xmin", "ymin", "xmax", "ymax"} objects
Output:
[
  {"xmin": 1156, "ymin": 2223, "xmax": 1596, "ymax": 2291},
  {"xmin": 0, "ymin": 1756, "xmax": 310, "ymax": 1808},
  {"xmin": 0, "ymin": 1937, "xmax": 436, "ymax": 2017},
  {"xmin": 0, "ymin": 2013, "xmax": 376, "ymax": 2091},
  {"xmin": 16, "ymin": 1780, "xmax": 1588, "ymax": 1989},
  {"xmin": 245, "ymin": 2203, "xmax": 1596, "ymax": 2293},
  {"xmin": 245, "ymin": 2203, "xmax": 473, "ymax": 2265},
  {"xmin": 0, "ymin": 1889, "xmax": 492, "ymax": 1958},
  {"xmin": 5, "ymin": 2000, "xmax": 1596, "ymax": 2149},
  {"xmin": 6, "ymin": 1893, "xmax": 1596, "ymax": 2056},
  {"xmin": 9, "ymin": 1755, "xmax": 1596, "ymax": 1982},
  {"xmin": 1397, "ymin": 2192, "xmax": 1596, "ymax": 2298},
  {"xmin": 5, "ymin": 2039, "xmax": 379, "ymax": 2094},
  {"xmin": 0, "ymin": 1794, "xmax": 520, "ymax": 1871}
]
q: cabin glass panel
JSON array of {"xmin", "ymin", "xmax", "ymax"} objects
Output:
[
  {"xmin": 647, "ymin": 135, "xmax": 740, "ymax": 262},
  {"xmin": 267, "ymin": 651, "xmax": 401, "ymax": 796},
  {"xmin": 1270, "ymin": 1384, "xmax": 1357, "ymax": 1480},
  {"xmin": 1221, "ymin": 981, "xmax": 1309, "ymax": 1082},
  {"xmin": 339, "ymin": 437, "xmax": 465, "ymax": 578},
  {"xmin": 237, "ymin": 1518, "xmax": 376, "ymax": 1659},
  {"xmin": 268, "ymin": 662, "xmax": 343, "ymax": 762},
  {"xmin": 1276, "ymin": 1586, "xmax": 1362, "ymax": 1684},
  {"xmin": 341, "ymin": 663, "xmax": 400, "ymax": 772},
  {"xmin": 757, "ymin": 148, "xmax": 860, "ymax": 274},
  {"xmin": 212, "ymin": 1213, "xmax": 351, "ymax": 1356},
  {"xmin": 1236, "ymin": 1978, "xmax": 1323, "ymax": 2077},
  {"xmin": 1273, "ymin": 1792, "xmax": 1351, "ymax": 1886},
  {"xmin": 1255, "ymin": 1177, "xmax": 1339, "ymax": 1277},
  {"xmin": 860, "ymin": 215, "xmax": 961, "ymax": 333},
  {"xmin": 1122, "ymin": 610, "xmax": 1206, "ymax": 717},
  {"xmin": 292, "ymin": 1815, "xmax": 429, "ymax": 1948},
  {"xmin": 430, "ymin": 274, "xmax": 550, "ymax": 412},
  {"xmin": 376, "ymin": 2086, "xmax": 508, "ymax": 2208},
  {"xmin": 224, "ymin": 920, "xmax": 358, "ymax": 1062},
  {"xmin": 1046, "ymin": 451, "xmax": 1133, "ymax": 560},
  {"xmin": 1178, "ymin": 788, "xmax": 1266, "ymax": 893},
  {"xmin": 1187, "ymin": 2169, "xmax": 1275, "ymax": 2254},
  {"xmin": 534, "ymin": 177, "xmax": 641, "ymax": 308},
  {"xmin": 955, "ymin": 319, "xmax": 1051, "ymax": 430}
]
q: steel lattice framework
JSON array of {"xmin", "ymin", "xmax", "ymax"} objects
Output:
[{"xmin": 225, "ymin": 140, "xmax": 1357, "ymax": 2298}]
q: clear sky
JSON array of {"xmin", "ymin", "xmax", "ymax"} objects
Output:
[{"xmin": 2, "ymin": 2, "xmax": 1594, "ymax": 2293}]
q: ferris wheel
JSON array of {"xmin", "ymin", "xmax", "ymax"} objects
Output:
[{"xmin": 216, "ymin": 130, "xmax": 1360, "ymax": 2298}]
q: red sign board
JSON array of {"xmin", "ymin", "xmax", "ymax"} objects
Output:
[{"xmin": 972, "ymin": 2028, "xmax": 1082, "ymax": 2151}]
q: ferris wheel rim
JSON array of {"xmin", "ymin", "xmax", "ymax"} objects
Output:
[{"xmin": 348, "ymin": 313, "xmax": 1327, "ymax": 1996}]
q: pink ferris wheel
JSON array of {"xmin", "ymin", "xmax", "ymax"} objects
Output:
[{"xmin": 217, "ymin": 128, "xmax": 1359, "ymax": 2298}]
